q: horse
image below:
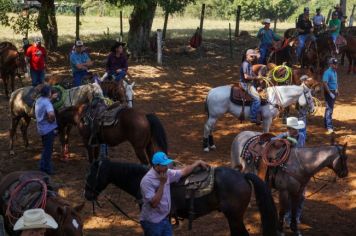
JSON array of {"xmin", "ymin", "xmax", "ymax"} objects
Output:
[
  {"xmin": 0, "ymin": 171, "xmax": 84, "ymax": 236},
  {"xmin": 0, "ymin": 42, "xmax": 25, "ymax": 98},
  {"xmin": 203, "ymin": 84, "xmax": 315, "ymax": 152},
  {"xmin": 98, "ymin": 79, "xmax": 135, "ymax": 108},
  {"xmin": 84, "ymin": 159, "xmax": 279, "ymax": 236},
  {"xmin": 301, "ymin": 32, "xmax": 336, "ymax": 73},
  {"xmin": 9, "ymin": 83, "xmax": 103, "ymax": 155},
  {"xmin": 231, "ymin": 131, "xmax": 349, "ymax": 236},
  {"xmin": 267, "ymin": 37, "xmax": 299, "ymax": 66},
  {"xmin": 65, "ymin": 97, "xmax": 168, "ymax": 164},
  {"xmin": 342, "ymin": 34, "xmax": 356, "ymax": 74}
]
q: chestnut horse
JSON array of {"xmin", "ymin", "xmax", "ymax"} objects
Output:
[
  {"xmin": 0, "ymin": 171, "xmax": 84, "ymax": 236},
  {"xmin": 0, "ymin": 42, "xmax": 25, "ymax": 98},
  {"xmin": 60, "ymin": 98, "xmax": 168, "ymax": 164}
]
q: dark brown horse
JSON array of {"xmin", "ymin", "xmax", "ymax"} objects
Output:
[
  {"xmin": 0, "ymin": 171, "xmax": 84, "ymax": 236},
  {"xmin": 342, "ymin": 34, "xmax": 356, "ymax": 74},
  {"xmin": 59, "ymin": 98, "xmax": 168, "ymax": 164},
  {"xmin": 267, "ymin": 37, "xmax": 299, "ymax": 66},
  {"xmin": 85, "ymin": 159, "xmax": 279, "ymax": 236},
  {"xmin": 0, "ymin": 42, "xmax": 25, "ymax": 98}
]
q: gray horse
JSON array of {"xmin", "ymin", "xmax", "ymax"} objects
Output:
[{"xmin": 231, "ymin": 131, "xmax": 349, "ymax": 236}]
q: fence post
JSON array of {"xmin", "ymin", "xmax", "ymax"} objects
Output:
[
  {"xmin": 157, "ymin": 29, "xmax": 162, "ymax": 65},
  {"xmin": 75, "ymin": 6, "xmax": 80, "ymax": 40},
  {"xmin": 235, "ymin": 5, "xmax": 241, "ymax": 37},
  {"xmin": 229, "ymin": 23, "xmax": 233, "ymax": 58},
  {"xmin": 120, "ymin": 11, "xmax": 123, "ymax": 40}
]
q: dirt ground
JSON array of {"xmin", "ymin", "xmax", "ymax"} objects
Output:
[{"xmin": 0, "ymin": 37, "xmax": 355, "ymax": 236}]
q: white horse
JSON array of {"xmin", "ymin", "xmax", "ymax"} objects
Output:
[{"xmin": 203, "ymin": 84, "xmax": 315, "ymax": 152}]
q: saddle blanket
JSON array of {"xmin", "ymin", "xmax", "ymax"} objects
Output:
[{"xmin": 100, "ymin": 104, "xmax": 126, "ymax": 126}]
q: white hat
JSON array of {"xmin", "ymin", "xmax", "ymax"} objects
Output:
[
  {"xmin": 34, "ymin": 37, "xmax": 41, "ymax": 43},
  {"xmin": 262, "ymin": 18, "xmax": 271, "ymax": 24},
  {"xmin": 13, "ymin": 208, "xmax": 58, "ymax": 231},
  {"xmin": 75, "ymin": 40, "xmax": 84, "ymax": 47},
  {"xmin": 246, "ymin": 49, "xmax": 260, "ymax": 57},
  {"xmin": 286, "ymin": 117, "xmax": 305, "ymax": 130}
]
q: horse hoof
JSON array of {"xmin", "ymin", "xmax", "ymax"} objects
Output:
[
  {"xmin": 203, "ymin": 147, "xmax": 210, "ymax": 152},
  {"xmin": 9, "ymin": 150, "xmax": 15, "ymax": 156},
  {"xmin": 209, "ymin": 145, "xmax": 216, "ymax": 150}
]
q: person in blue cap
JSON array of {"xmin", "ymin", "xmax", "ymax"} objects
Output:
[{"xmin": 140, "ymin": 151, "xmax": 209, "ymax": 236}]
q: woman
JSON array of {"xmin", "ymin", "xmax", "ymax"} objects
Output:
[
  {"xmin": 13, "ymin": 208, "xmax": 58, "ymax": 236},
  {"xmin": 106, "ymin": 42, "xmax": 128, "ymax": 82}
]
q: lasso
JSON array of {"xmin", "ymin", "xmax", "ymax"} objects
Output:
[{"xmin": 271, "ymin": 65, "xmax": 292, "ymax": 83}]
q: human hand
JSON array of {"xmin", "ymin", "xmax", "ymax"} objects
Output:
[
  {"xmin": 329, "ymin": 93, "xmax": 335, "ymax": 99},
  {"xmin": 51, "ymin": 92, "xmax": 58, "ymax": 99},
  {"xmin": 116, "ymin": 69, "xmax": 122, "ymax": 73},
  {"xmin": 159, "ymin": 172, "xmax": 167, "ymax": 185},
  {"xmin": 196, "ymin": 160, "xmax": 210, "ymax": 170}
]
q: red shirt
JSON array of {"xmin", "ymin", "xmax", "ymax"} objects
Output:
[{"xmin": 26, "ymin": 44, "xmax": 47, "ymax": 70}]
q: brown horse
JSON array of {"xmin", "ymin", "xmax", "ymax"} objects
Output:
[
  {"xmin": 342, "ymin": 35, "xmax": 356, "ymax": 74},
  {"xmin": 59, "ymin": 97, "xmax": 168, "ymax": 164},
  {"xmin": 232, "ymin": 131, "xmax": 349, "ymax": 236},
  {"xmin": 0, "ymin": 171, "xmax": 84, "ymax": 236},
  {"xmin": 267, "ymin": 37, "xmax": 299, "ymax": 66},
  {"xmin": 0, "ymin": 42, "xmax": 25, "ymax": 98}
]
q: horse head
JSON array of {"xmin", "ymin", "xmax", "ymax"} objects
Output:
[
  {"xmin": 330, "ymin": 143, "xmax": 349, "ymax": 178},
  {"xmin": 45, "ymin": 197, "xmax": 84, "ymax": 236},
  {"xmin": 85, "ymin": 159, "xmax": 110, "ymax": 201},
  {"xmin": 123, "ymin": 80, "xmax": 135, "ymax": 108},
  {"xmin": 16, "ymin": 51, "xmax": 26, "ymax": 74},
  {"xmin": 298, "ymin": 83, "xmax": 315, "ymax": 114}
]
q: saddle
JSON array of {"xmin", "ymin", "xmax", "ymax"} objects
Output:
[
  {"xmin": 2, "ymin": 172, "xmax": 56, "ymax": 225},
  {"xmin": 99, "ymin": 104, "xmax": 126, "ymax": 127},
  {"xmin": 22, "ymin": 85, "xmax": 43, "ymax": 108},
  {"xmin": 170, "ymin": 167, "xmax": 214, "ymax": 230}
]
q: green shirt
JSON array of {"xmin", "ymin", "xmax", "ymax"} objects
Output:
[{"xmin": 329, "ymin": 19, "xmax": 341, "ymax": 37}]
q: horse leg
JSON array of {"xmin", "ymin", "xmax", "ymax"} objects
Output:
[
  {"xmin": 290, "ymin": 193, "xmax": 303, "ymax": 236},
  {"xmin": 20, "ymin": 116, "xmax": 31, "ymax": 148},
  {"xmin": 3, "ymin": 75, "xmax": 9, "ymax": 98},
  {"xmin": 59, "ymin": 125, "xmax": 72, "ymax": 160},
  {"xmin": 277, "ymin": 190, "xmax": 289, "ymax": 235},
  {"xmin": 9, "ymin": 116, "xmax": 21, "ymax": 155},
  {"xmin": 86, "ymin": 145, "xmax": 99, "ymax": 163},
  {"xmin": 203, "ymin": 117, "xmax": 217, "ymax": 152},
  {"xmin": 223, "ymin": 212, "xmax": 249, "ymax": 236},
  {"xmin": 10, "ymin": 73, "xmax": 15, "ymax": 93},
  {"xmin": 134, "ymin": 147, "xmax": 150, "ymax": 165}
]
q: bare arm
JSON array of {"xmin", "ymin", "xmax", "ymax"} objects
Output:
[{"xmin": 180, "ymin": 160, "xmax": 210, "ymax": 177}]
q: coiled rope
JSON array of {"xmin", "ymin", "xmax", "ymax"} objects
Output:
[
  {"xmin": 271, "ymin": 65, "xmax": 292, "ymax": 83},
  {"xmin": 262, "ymin": 139, "xmax": 291, "ymax": 167}
]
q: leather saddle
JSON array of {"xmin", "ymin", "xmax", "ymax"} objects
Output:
[
  {"xmin": 230, "ymin": 84, "xmax": 267, "ymax": 106},
  {"xmin": 170, "ymin": 167, "xmax": 214, "ymax": 230},
  {"xmin": 22, "ymin": 86, "xmax": 42, "ymax": 108},
  {"xmin": 99, "ymin": 104, "xmax": 126, "ymax": 127}
]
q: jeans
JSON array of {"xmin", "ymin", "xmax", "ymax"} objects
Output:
[
  {"xmin": 258, "ymin": 44, "xmax": 270, "ymax": 64},
  {"xmin": 30, "ymin": 69, "xmax": 45, "ymax": 86},
  {"xmin": 99, "ymin": 144, "xmax": 108, "ymax": 159},
  {"xmin": 324, "ymin": 91, "xmax": 336, "ymax": 130},
  {"xmin": 40, "ymin": 130, "xmax": 55, "ymax": 174},
  {"xmin": 241, "ymin": 82, "xmax": 261, "ymax": 121},
  {"xmin": 141, "ymin": 218, "xmax": 172, "ymax": 236},
  {"xmin": 297, "ymin": 34, "xmax": 316, "ymax": 59},
  {"xmin": 109, "ymin": 70, "xmax": 126, "ymax": 82},
  {"xmin": 298, "ymin": 107, "xmax": 308, "ymax": 139},
  {"xmin": 73, "ymin": 70, "xmax": 88, "ymax": 87}
]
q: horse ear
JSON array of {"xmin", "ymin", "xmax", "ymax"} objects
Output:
[
  {"xmin": 73, "ymin": 202, "xmax": 85, "ymax": 213},
  {"xmin": 57, "ymin": 206, "xmax": 67, "ymax": 216}
]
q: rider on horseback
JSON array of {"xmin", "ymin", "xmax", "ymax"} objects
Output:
[
  {"xmin": 240, "ymin": 49, "xmax": 262, "ymax": 124},
  {"xmin": 296, "ymin": 7, "xmax": 315, "ymax": 60},
  {"xmin": 312, "ymin": 8, "xmax": 326, "ymax": 35},
  {"xmin": 328, "ymin": 11, "xmax": 341, "ymax": 54},
  {"xmin": 70, "ymin": 40, "xmax": 93, "ymax": 87},
  {"xmin": 257, "ymin": 18, "xmax": 281, "ymax": 64}
]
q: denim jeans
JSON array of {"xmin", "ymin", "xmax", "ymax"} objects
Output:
[
  {"xmin": 73, "ymin": 70, "xmax": 88, "ymax": 87},
  {"xmin": 141, "ymin": 218, "xmax": 172, "ymax": 236},
  {"xmin": 297, "ymin": 34, "xmax": 316, "ymax": 59},
  {"xmin": 258, "ymin": 44, "xmax": 270, "ymax": 64},
  {"xmin": 109, "ymin": 70, "xmax": 126, "ymax": 82},
  {"xmin": 99, "ymin": 144, "xmax": 108, "ymax": 159},
  {"xmin": 30, "ymin": 69, "xmax": 45, "ymax": 86},
  {"xmin": 240, "ymin": 82, "xmax": 261, "ymax": 121},
  {"xmin": 298, "ymin": 107, "xmax": 308, "ymax": 139},
  {"xmin": 324, "ymin": 91, "xmax": 336, "ymax": 130},
  {"xmin": 40, "ymin": 130, "xmax": 55, "ymax": 174}
]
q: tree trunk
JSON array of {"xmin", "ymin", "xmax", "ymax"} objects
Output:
[
  {"xmin": 37, "ymin": 0, "xmax": 58, "ymax": 50},
  {"xmin": 273, "ymin": 18, "xmax": 277, "ymax": 32},
  {"xmin": 127, "ymin": 1, "xmax": 157, "ymax": 57}
]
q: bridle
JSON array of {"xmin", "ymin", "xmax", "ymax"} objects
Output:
[
  {"xmin": 335, "ymin": 145, "xmax": 348, "ymax": 176},
  {"xmin": 301, "ymin": 83, "xmax": 315, "ymax": 114}
]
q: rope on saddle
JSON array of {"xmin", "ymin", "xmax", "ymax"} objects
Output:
[
  {"xmin": 310, "ymin": 96, "xmax": 322, "ymax": 115},
  {"xmin": 261, "ymin": 139, "xmax": 291, "ymax": 167},
  {"xmin": 271, "ymin": 65, "xmax": 292, "ymax": 83},
  {"xmin": 5, "ymin": 179, "xmax": 47, "ymax": 224}
]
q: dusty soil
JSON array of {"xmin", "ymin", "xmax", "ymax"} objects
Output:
[{"xmin": 0, "ymin": 37, "xmax": 355, "ymax": 236}]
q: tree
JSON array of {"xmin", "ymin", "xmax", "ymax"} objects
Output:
[
  {"xmin": 37, "ymin": 0, "xmax": 58, "ymax": 50},
  {"xmin": 107, "ymin": 0, "xmax": 194, "ymax": 56}
]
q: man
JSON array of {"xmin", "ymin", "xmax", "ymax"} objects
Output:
[
  {"xmin": 312, "ymin": 8, "xmax": 325, "ymax": 34},
  {"xmin": 323, "ymin": 57, "xmax": 339, "ymax": 134},
  {"xmin": 14, "ymin": 208, "xmax": 58, "ymax": 236},
  {"xmin": 26, "ymin": 37, "xmax": 47, "ymax": 86},
  {"xmin": 256, "ymin": 18, "xmax": 281, "ymax": 64},
  {"xmin": 140, "ymin": 151, "xmax": 209, "ymax": 236},
  {"xmin": 328, "ymin": 12, "xmax": 341, "ymax": 54},
  {"xmin": 106, "ymin": 41, "xmax": 128, "ymax": 81},
  {"xmin": 35, "ymin": 85, "xmax": 58, "ymax": 175},
  {"xmin": 296, "ymin": 7, "xmax": 314, "ymax": 60},
  {"xmin": 333, "ymin": 4, "xmax": 344, "ymax": 20},
  {"xmin": 70, "ymin": 40, "xmax": 93, "ymax": 87},
  {"xmin": 240, "ymin": 49, "xmax": 261, "ymax": 124},
  {"xmin": 272, "ymin": 117, "xmax": 306, "ymax": 225}
]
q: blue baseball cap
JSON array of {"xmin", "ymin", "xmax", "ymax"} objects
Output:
[{"xmin": 152, "ymin": 152, "xmax": 173, "ymax": 166}]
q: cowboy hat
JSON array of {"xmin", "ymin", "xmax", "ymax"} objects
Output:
[
  {"xmin": 334, "ymin": 4, "xmax": 340, "ymax": 9},
  {"xmin": 246, "ymin": 49, "xmax": 260, "ymax": 58},
  {"xmin": 75, "ymin": 40, "xmax": 84, "ymax": 47},
  {"xmin": 13, "ymin": 208, "xmax": 58, "ymax": 231},
  {"xmin": 286, "ymin": 117, "xmax": 305, "ymax": 130},
  {"xmin": 262, "ymin": 18, "xmax": 271, "ymax": 24}
]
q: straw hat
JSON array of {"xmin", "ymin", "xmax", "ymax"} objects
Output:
[
  {"xmin": 286, "ymin": 117, "xmax": 305, "ymax": 130},
  {"xmin": 13, "ymin": 209, "xmax": 58, "ymax": 231},
  {"xmin": 262, "ymin": 18, "xmax": 271, "ymax": 24}
]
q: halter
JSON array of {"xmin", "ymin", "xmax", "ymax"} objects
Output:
[
  {"xmin": 301, "ymin": 83, "xmax": 315, "ymax": 114},
  {"xmin": 335, "ymin": 145, "xmax": 348, "ymax": 175}
]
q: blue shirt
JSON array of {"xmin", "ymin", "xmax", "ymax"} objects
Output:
[
  {"xmin": 35, "ymin": 97, "xmax": 57, "ymax": 136},
  {"xmin": 322, "ymin": 67, "xmax": 338, "ymax": 90},
  {"xmin": 273, "ymin": 131, "xmax": 306, "ymax": 148},
  {"xmin": 70, "ymin": 52, "xmax": 90, "ymax": 73},
  {"xmin": 257, "ymin": 28, "xmax": 280, "ymax": 46},
  {"xmin": 240, "ymin": 61, "xmax": 253, "ymax": 83}
]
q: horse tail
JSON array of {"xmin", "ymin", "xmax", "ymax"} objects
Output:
[
  {"xmin": 244, "ymin": 173, "xmax": 278, "ymax": 236},
  {"xmin": 146, "ymin": 114, "xmax": 168, "ymax": 154}
]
